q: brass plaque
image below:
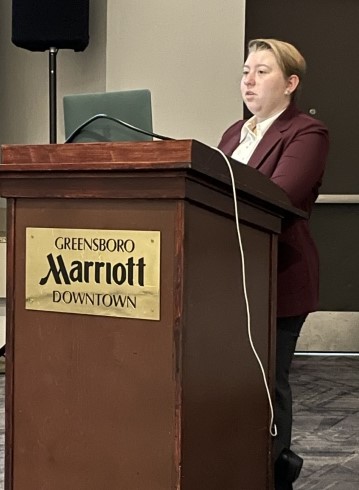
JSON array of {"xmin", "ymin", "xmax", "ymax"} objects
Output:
[{"xmin": 26, "ymin": 228, "xmax": 161, "ymax": 320}]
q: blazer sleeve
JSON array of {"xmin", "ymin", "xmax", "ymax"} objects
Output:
[{"xmin": 269, "ymin": 122, "xmax": 329, "ymax": 209}]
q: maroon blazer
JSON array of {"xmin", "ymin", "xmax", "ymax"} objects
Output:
[{"xmin": 218, "ymin": 103, "xmax": 329, "ymax": 317}]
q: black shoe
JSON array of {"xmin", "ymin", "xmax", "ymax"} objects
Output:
[{"xmin": 275, "ymin": 448, "xmax": 303, "ymax": 483}]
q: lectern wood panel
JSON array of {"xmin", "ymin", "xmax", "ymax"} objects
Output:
[
  {"xmin": 11, "ymin": 198, "xmax": 178, "ymax": 490},
  {"xmin": 180, "ymin": 203, "xmax": 275, "ymax": 489}
]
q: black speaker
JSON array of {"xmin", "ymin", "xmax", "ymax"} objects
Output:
[{"xmin": 12, "ymin": 0, "xmax": 89, "ymax": 52}]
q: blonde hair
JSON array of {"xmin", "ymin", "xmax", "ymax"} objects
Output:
[{"xmin": 248, "ymin": 38, "xmax": 306, "ymax": 92}]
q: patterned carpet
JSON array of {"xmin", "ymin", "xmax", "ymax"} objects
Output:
[
  {"xmin": 0, "ymin": 356, "xmax": 357, "ymax": 489},
  {"xmin": 292, "ymin": 355, "xmax": 359, "ymax": 489}
]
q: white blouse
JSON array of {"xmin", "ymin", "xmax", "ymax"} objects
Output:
[{"xmin": 231, "ymin": 109, "xmax": 286, "ymax": 164}]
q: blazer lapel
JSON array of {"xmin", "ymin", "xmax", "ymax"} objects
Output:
[
  {"xmin": 220, "ymin": 122, "xmax": 245, "ymax": 156},
  {"xmin": 247, "ymin": 104, "xmax": 298, "ymax": 170},
  {"xmin": 247, "ymin": 127, "xmax": 282, "ymax": 169}
]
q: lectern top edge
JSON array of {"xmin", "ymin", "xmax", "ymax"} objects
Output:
[
  {"xmin": 0, "ymin": 139, "xmax": 304, "ymax": 218},
  {"xmin": 0, "ymin": 140, "xmax": 195, "ymax": 166}
]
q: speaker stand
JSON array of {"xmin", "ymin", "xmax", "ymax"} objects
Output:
[{"xmin": 49, "ymin": 47, "xmax": 58, "ymax": 144}]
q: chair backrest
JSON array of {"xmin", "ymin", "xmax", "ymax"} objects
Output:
[{"xmin": 63, "ymin": 89, "xmax": 153, "ymax": 143}]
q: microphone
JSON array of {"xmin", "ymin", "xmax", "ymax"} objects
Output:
[{"xmin": 65, "ymin": 113, "xmax": 173, "ymax": 143}]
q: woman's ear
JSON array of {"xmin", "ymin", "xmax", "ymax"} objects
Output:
[{"xmin": 286, "ymin": 74, "xmax": 300, "ymax": 95}]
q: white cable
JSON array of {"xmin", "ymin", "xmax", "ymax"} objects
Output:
[{"xmin": 211, "ymin": 146, "xmax": 277, "ymax": 438}]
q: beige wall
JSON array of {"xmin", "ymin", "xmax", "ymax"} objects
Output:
[
  {"xmin": 0, "ymin": 0, "xmax": 246, "ymax": 146},
  {"xmin": 0, "ymin": 0, "xmax": 108, "ymax": 146},
  {"xmin": 106, "ymin": 0, "xmax": 245, "ymax": 146}
]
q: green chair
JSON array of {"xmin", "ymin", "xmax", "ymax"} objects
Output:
[{"xmin": 63, "ymin": 89, "xmax": 153, "ymax": 143}]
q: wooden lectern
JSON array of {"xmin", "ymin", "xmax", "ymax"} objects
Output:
[{"xmin": 0, "ymin": 140, "xmax": 302, "ymax": 490}]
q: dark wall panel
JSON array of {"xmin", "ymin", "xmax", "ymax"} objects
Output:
[
  {"xmin": 310, "ymin": 204, "xmax": 359, "ymax": 311},
  {"xmin": 245, "ymin": 0, "xmax": 359, "ymax": 194}
]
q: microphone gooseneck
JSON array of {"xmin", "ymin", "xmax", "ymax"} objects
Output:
[{"xmin": 65, "ymin": 113, "xmax": 173, "ymax": 143}]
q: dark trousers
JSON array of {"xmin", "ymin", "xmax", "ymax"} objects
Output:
[{"xmin": 274, "ymin": 315, "xmax": 307, "ymax": 490}]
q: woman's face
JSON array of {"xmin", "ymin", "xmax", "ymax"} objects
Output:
[{"xmin": 241, "ymin": 49, "xmax": 294, "ymax": 122}]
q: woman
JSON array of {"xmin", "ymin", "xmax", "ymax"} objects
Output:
[{"xmin": 218, "ymin": 39, "xmax": 329, "ymax": 490}]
